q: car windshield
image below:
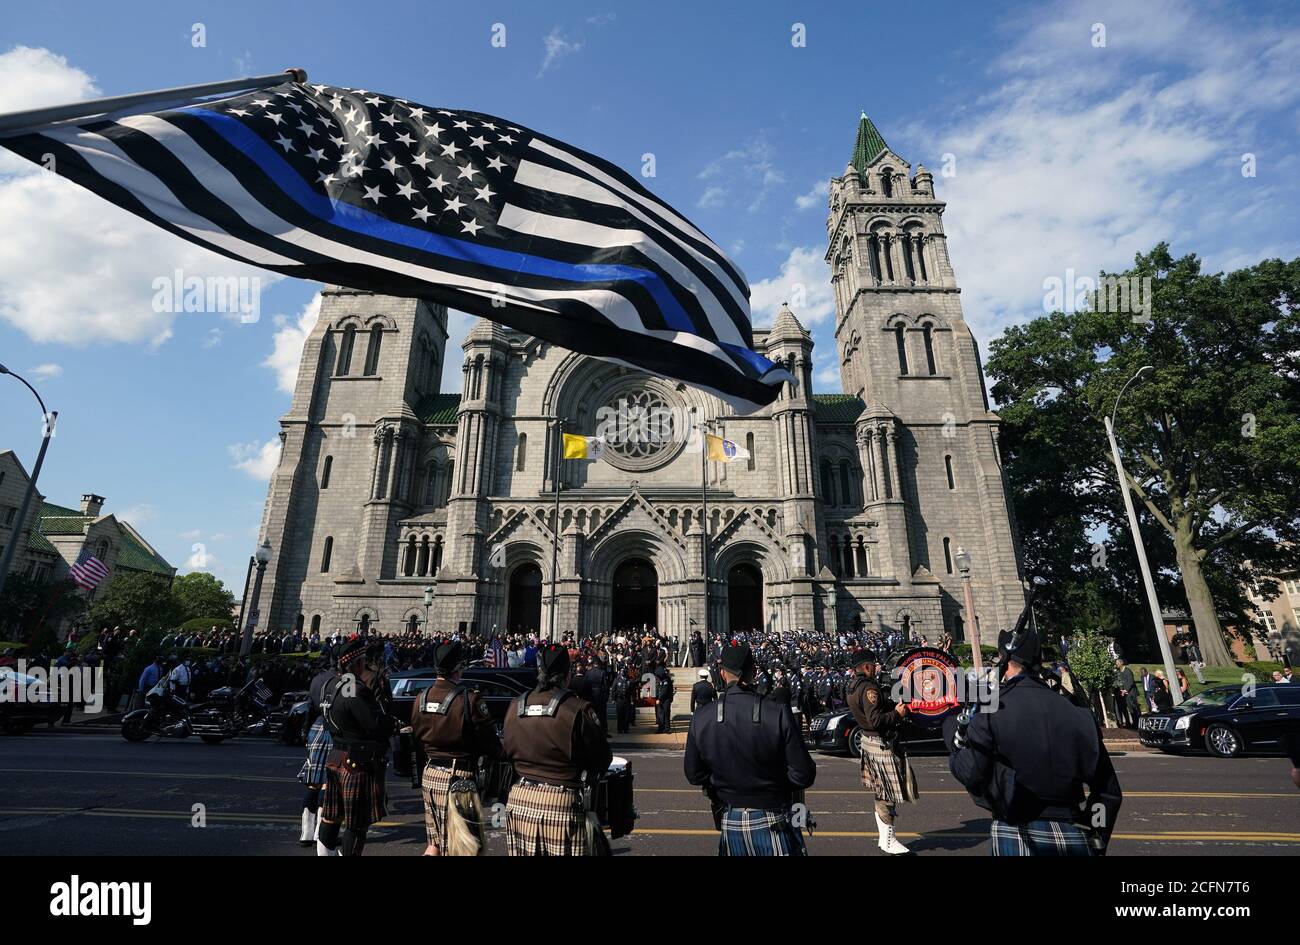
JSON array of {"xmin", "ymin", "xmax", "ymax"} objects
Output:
[
  {"xmin": 390, "ymin": 677, "xmax": 436, "ymax": 698},
  {"xmin": 1181, "ymin": 687, "xmax": 1239, "ymax": 708}
]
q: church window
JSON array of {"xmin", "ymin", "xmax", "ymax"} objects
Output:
[
  {"xmin": 828, "ymin": 536, "xmax": 840, "ymax": 576},
  {"xmin": 945, "ymin": 455, "xmax": 955, "ymax": 490},
  {"xmin": 310, "ymin": 615, "xmax": 321, "ymax": 634},
  {"xmin": 432, "ymin": 536, "xmax": 444, "ymax": 574},
  {"xmin": 916, "ymin": 236, "xmax": 928, "ymax": 282},
  {"xmin": 839, "ymin": 460, "xmax": 855, "ymax": 507},
  {"xmin": 516, "ymin": 433, "xmax": 527, "ymax": 471},
  {"xmin": 895, "ymin": 324, "xmax": 909, "ymax": 375},
  {"xmin": 923, "ymin": 325, "xmax": 937, "ymax": 375},
  {"xmin": 855, "ymin": 538, "xmax": 869, "ymax": 575},
  {"xmin": 942, "ymin": 536, "xmax": 953, "ymax": 574},
  {"xmin": 321, "ymin": 455, "xmax": 333, "ymax": 489},
  {"xmin": 404, "ymin": 536, "xmax": 416, "ymax": 577},
  {"xmin": 746, "ymin": 432, "xmax": 755, "ymax": 471},
  {"xmin": 842, "ymin": 535, "xmax": 855, "ymax": 578},
  {"xmin": 363, "ymin": 325, "xmax": 383, "ymax": 375},
  {"xmin": 321, "ymin": 536, "xmax": 334, "ymax": 573},
  {"xmin": 903, "ymin": 238, "xmax": 916, "ymax": 282},
  {"xmin": 336, "ymin": 326, "xmax": 356, "ymax": 375},
  {"xmin": 418, "ymin": 536, "xmax": 430, "ymax": 576},
  {"xmin": 424, "ymin": 463, "xmax": 438, "ymax": 505},
  {"xmin": 442, "ymin": 461, "xmax": 454, "ymax": 504},
  {"xmin": 880, "ymin": 168, "xmax": 893, "ymax": 198},
  {"xmin": 820, "ymin": 460, "xmax": 836, "ymax": 504}
]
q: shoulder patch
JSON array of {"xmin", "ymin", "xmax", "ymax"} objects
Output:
[
  {"xmin": 866, "ymin": 689, "xmax": 879, "ymax": 705},
  {"xmin": 475, "ymin": 699, "xmax": 491, "ymax": 720}
]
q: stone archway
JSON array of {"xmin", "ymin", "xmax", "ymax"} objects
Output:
[
  {"xmin": 727, "ymin": 562, "xmax": 763, "ymax": 633},
  {"xmin": 507, "ymin": 562, "xmax": 543, "ymax": 634},
  {"xmin": 612, "ymin": 557, "xmax": 658, "ymax": 632}
]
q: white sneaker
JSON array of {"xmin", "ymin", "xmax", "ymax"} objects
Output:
[
  {"xmin": 875, "ymin": 812, "xmax": 911, "ymax": 855},
  {"xmin": 316, "ymin": 840, "xmax": 339, "ymax": 856},
  {"xmin": 299, "ymin": 809, "xmax": 316, "ymax": 845}
]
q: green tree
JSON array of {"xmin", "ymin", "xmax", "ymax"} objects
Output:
[
  {"xmin": 86, "ymin": 572, "xmax": 180, "ymax": 632},
  {"xmin": 1067, "ymin": 628, "xmax": 1119, "ymax": 726},
  {"xmin": 987, "ymin": 245, "xmax": 1300, "ymax": 667},
  {"xmin": 0, "ymin": 575, "xmax": 84, "ymax": 641},
  {"xmin": 170, "ymin": 572, "xmax": 236, "ymax": 623}
]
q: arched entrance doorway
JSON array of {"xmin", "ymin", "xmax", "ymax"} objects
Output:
[
  {"xmin": 612, "ymin": 557, "xmax": 658, "ymax": 631},
  {"xmin": 727, "ymin": 563, "xmax": 763, "ymax": 633},
  {"xmin": 507, "ymin": 563, "xmax": 542, "ymax": 633}
]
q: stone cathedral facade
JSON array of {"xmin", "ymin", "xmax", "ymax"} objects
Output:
[{"xmin": 254, "ymin": 115, "xmax": 1026, "ymax": 645}]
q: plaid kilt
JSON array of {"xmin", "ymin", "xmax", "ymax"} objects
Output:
[
  {"xmin": 990, "ymin": 819, "xmax": 1094, "ymax": 856},
  {"xmin": 860, "ymin": 734, "xmax": 918, "ymax": 805},
  {"xmin": 297, "ymin": 718, "xmax": 332, "ymax": 786},
  {"xmin": 505, "ymin": 781, "xmax": 591, "ymax": 856},
  {"xmin": 422, "ymin": 761, "xmax": 478, "ymax": 850},
  {"xmin": 321, "ymin": 752, "xmax": 387, "ymax": 831},
  {"xmin": 719, "ymin": 808, "xmax": 806, "ymax": 857}
]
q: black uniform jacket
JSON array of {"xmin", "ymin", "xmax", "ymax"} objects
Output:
[
  {"xmin": 683, "ymin": 682, "xmax": 816, "ymax": 810},
  {"xmin": 847, "ymin": 674, "xmax": 903, "ymax": 740},
  {"xmin": 943, "ymin": 673, "xmax": 1123, "ymax": 844},
  {"xmin": 409, "ymin": 677, "xmax": 502, "ymax": 764},
  {"xmin": 502, "ymin": 687, "xmax": 612, "ymax": 790},
  {"xmin": 304, "ymin": 668, "xmax": 338, "ymax": 734},
  {"xmin": 690, "ymin": 680, "xmax": 716, "ymax": 712},
  {"xmin": 323, "ymin": 672, "xmax": 396, "ymax": 754}
]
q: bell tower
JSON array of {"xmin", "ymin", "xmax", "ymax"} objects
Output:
[{"xmin": 825, "ymin": 113, "xmax": 1026, "ymax": 637}]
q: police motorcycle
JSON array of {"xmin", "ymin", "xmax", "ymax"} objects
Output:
[{"xmin": 121, "ymin": 675, "xmax": 277, "ymax": 744}]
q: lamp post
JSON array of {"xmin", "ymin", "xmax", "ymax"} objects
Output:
[
  {"xmin": 239, "ymin": 541, "xmax": 272, "ymax": 657},
  {"xmin": 1105, "ymin": 365, "xmax": 1182, "ymax": 705},
  {"xmin": 954, "ymin": 545, "xmax": 982, "ymax": 677},
  {"xmin": 423, "ymin": 584, "xmax": 434, "ymax": 635},
  {"xmin": 0, "ymin": 364, "xmax": 57, "ymax": 601}
]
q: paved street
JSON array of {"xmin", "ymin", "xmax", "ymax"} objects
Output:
[{"xmin": 2, "ymin": 732, "xmax": 1297, "ymax": 856}]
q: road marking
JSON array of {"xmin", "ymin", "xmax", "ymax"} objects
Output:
[
  {"xmin": 635, "ymin": 788, "xmax": 1299, "ymax": 799},
  {"xmin": 631, "ymin": 827, "xmax": 1300, "ymax": 842},
  {"xmin": 5, "ymin": 767, "xmax": 285, "ymax": 783}
]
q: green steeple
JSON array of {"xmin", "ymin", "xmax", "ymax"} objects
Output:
[{"xmin": 851, "ymin": 111, "xmax": 888, "ymax": 175}]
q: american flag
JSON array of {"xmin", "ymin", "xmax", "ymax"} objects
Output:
[
  {"xmin": 69, "ymin": 549, "xmax": 110, "ymax": 591},
  {"xmin": 1, "ymin": 81, "xmax": 791, "ymax": 411},
  {"xmin": 487, "ymin": 636, "xmax": 509, "ymax": 669}
]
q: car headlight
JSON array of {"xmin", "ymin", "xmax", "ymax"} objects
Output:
[
  {"xmin": 1174, "ymin": 715, "xmax": 1191, "ymax": 731},
  {"xmin": 826, "ymin": 713, "xmax": 849, "ymax": 731}
]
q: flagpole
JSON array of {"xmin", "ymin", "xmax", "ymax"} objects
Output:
[
  {"xmin": 0, "ymin": 68, "xmax": 308, "ymax": 135},
  {"xmin": 548, "ymin": 416, "xmax": 564, "ymax": 643},
  {"xmin": 699, "ymin": 419, "xmax": 711, "ymax": 644}
]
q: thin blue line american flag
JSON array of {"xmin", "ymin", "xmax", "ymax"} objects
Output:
[
  {"xmin": 0, "ymin": 81, "xmax": 792, "ymax": 412},
  {"xmin": 69, "ymin": 549, "xmax": 110, "ymax": 591}
]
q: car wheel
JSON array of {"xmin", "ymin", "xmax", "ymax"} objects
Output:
[
  {"xmin": 120, "ymin": 717, "xmax": 151, "ymax": 742},
  {"xmin": 1205, "ymin": 723, "xmax": 1241, "ymax": 758},
  {"xmin": 2, "ymin": 718, "xmax": 33, "ymax": 735},
  {"xmin": 849, "ymin": 727, "xmax": 864, "ymax": 757}
]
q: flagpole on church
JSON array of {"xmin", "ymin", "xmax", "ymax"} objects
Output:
[
  {"xmin": 698, "ymin": 418, "xmax": 712, "ymax": 644},
  {"xmin": 547, "ymin": 416, "xmax": 564, "ymax": 643},
  {"xmin": 0, "ymin": 68, "xmax": 308, "ymax": 135}
]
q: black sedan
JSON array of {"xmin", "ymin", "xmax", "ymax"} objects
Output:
[
  {"xmin": 0, "ymin": 666, "xmax": 67, "ymax": 734},
  {"xmin": 1138, "ymin": 683, "xmax": 1300, "ymax": 757},
  {"xmin": 388, "ymin": 665, "xmax": 536, "ymax": 778},
  {"xmin": 807, "ymin": 707, "xmax": 947, "ymax": 756}
]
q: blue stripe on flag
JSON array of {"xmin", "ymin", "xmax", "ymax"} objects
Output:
[{"xmin": 181, "ymin": 110, "xmax": 698, "ymax": 334}]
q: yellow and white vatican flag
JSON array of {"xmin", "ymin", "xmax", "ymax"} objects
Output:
[
  {"xmin": 686, "ymin": 430, "xmax": 751, "ymax": 463},
  {"xmin": 563, "ymin": 433, "xmax": 606, "ymax": 461}
]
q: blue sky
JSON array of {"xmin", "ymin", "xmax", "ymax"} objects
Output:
[{"xmin": 1, "ymin": 0, "xmax": 1298, "ymax": 597}]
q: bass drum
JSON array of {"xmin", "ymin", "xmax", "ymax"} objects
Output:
[
  {"xmin": 593, "ymin": 756, "xmax": 637, "ymax": 839},
  {"xmin": 479, "ymin": 758, "xmax": 518, "ymax": 804}
]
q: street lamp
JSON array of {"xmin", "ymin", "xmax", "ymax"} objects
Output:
[
  {"xmin": 423, "ymin": 585, "xmax": 434, "ymax": 635},
  {"xmin": 0, "ymin": 364, "xmax": 57, "ymax": 600},
  {"xmin": 1104, "ymin": 366, "xmax": 1183, "ymax": 705},
  {"xmin": 239, "ymin": 540, "xmax": 272, "ymax": 657},
  {"xmin": 954, "ymin": 545, "xmax": 982, "ymax": 677}
]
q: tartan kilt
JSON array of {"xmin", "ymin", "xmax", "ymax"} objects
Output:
[
  {"xmin": 719, "ymin": 808, "xmax": 806, "ymax": 857},
  {"xmin": 990, "ymin": 819, "xmax": 1094, "ymax": 856},
  {"xmin": 860, "ymin": 734, "xmax": 918, "ymax": 804},
  {"xmin": 297, "ymin": 718, "xmax": 332, "ymax": 786},
  {"xmin": 505, "ymin": 781, "xmax": 591, "ymax": 856},
  {"xmin": 422, "ymin": 762, "xmax": 478, "ymax": 850},
  {"xmin": 321, "ymin": 752, "xmax": 387, "ymax": 831}
]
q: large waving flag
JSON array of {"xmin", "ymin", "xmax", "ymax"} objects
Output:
[{"xmin": 1, "ymin": 80, "xmax": 791, "ymax": 411}]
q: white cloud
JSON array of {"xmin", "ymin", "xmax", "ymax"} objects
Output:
[
  {"xmin": 116, "ymin": 503, "xmax": 156, "ymax": 526},
  {"xmin": 0, "ymin": 47, "xmax": 281, "ymax": 348},
  {"xmin": 229, "ymin": 439, "xmax": 282, "ymax": 481},
  {"xmin": 698, "ymin": 135, "xmax": 785, "ymax": 213},
  {"xmin": 697, "ymin": 186, "xmax": 726, "ymax": 209},
  {"xmin": 539, "ymin": 28, "xmax": 582, "ymax": 75},
  {"xmin": 794, "ymin": 180, "xmax": 829, "ymax": 211},
  {"xmin": 903, "ymin": 0, "xmax": 1300, "ymax": 343},
  {"xmin": 29, "ymin": 362, "xmax": 62, "ymax": 379},
  {"xmin": 202, "ymin": 328, "xmax": 223, "ymax": 349},
  {"xmin": 262, "ymin": 293, "xmax": 322, "ymax": 393},
  {"xmin": 178, "ymin": 528, "xmax": 203, "ymax": 541},
  {"xmin": 749, "ymin": 246, "xmax": 834, "ymax": 327}
]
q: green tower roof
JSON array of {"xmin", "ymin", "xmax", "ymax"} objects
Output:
[{"xmin": 851, "ymin": 111, "xmax": 888, "ymax": 175}]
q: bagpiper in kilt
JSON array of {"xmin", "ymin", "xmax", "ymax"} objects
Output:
[
  {"xmin": 846, "ymin": 649, "xmax": 917, "ymax": 855},
  {"xmin": 502, "ymin": 644, "xmax": 612, "ymax": 857},
  {"xmin": 316, "ymin": 636, "xmax": 397, "ymax": 857},
  {"xmin": 684, "ymin": 643, "xmax": 817, "ymax": 857},
  {"xmin": 297, "ymin": 659, "xmax": 339, "ymax": 848},
  {"xmin": 409, "ymin": 640, "xmax": 502, "ymax": 856},
  {"xmin": 944, "ymin": 598, "xmax": 1123, "ymax": 856}
]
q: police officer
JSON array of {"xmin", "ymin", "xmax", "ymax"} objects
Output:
[
  {"xmin": 316, "ymin": 637, "xmax": 396, "ymax": 856},
  {"xmin": 683, "ymin": 644, "xmax": 816, "ymax": 856},
  {"xmin": 613, "ymin": 668, "xmax": 634, "ymax": 734},
  {"xmin": 502, "ymin": 644, "xmax": 612, "ymax": 856},
  {"xmin": 944, "ymin": 619, "xmax": 1123, "ymax": 856},
  {"xmin": 690, "ymin": 668, "xmax": 716, "ymax": 713},
  {"xmin": 409, "ymin": 640, "xmax": 502, "ymax": 856},
  {"xmin": 654, "ymin": 662, "xmax": 674, "ymax": 733},
  {"xmin": 846, "ymin": 649, "xmax": 916, "ymax": 855}
]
